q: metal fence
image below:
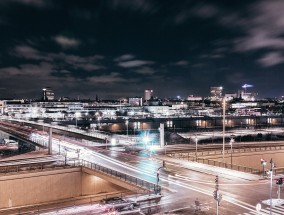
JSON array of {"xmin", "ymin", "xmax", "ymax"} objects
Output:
[
  {"xmin": 189, "ymin": 145, "xmax": 284, "ymax": 157},
  {"xmin": 168, "ymin": 152, "xmax": 262, "ymax": 175},
  {"xmin": 0, "ymin": 159, "xmax": 160, "ymax": 194},
  {"xmin": 80, "ymin": 160, "xmax": 160, "ymax": 194},
  {"xmin": 0, "ymin": 191, "xmax": 134, "ymax": 215},
  {"xmin": 0, "ymin": 160, "xmax": 77, "ymax": 175}
]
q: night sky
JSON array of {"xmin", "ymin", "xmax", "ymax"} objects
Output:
[{"xmin": 0, "ymin": 0, "xmax": 284, "ymax": 99}]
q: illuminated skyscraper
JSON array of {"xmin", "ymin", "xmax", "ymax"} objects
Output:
[
  {"xmin": 42, "ymin": 87, "xmax": 54, "ymax": 101},
  {"xmin": 210, "ymin": 86, "xmax": 223, "ymax": 101},
  {"xmin": 144, "ymin": 89, "xmax": 153, "ymax": 101}
]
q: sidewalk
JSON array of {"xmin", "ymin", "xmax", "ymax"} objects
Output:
[
  {"xmin": 128, "ymin": 194, "xmax": 163, "ymax": 203},
  {"xmin": 156, "ymin": 155, "xmax": 260, "ymax": 181},
  {"xmin": 262, "ymin": 198, "xmax": 284, "ymax": 207}
]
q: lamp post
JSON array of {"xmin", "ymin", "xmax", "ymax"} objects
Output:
[
  {"xmin": 222, "ymin": 98, "xmax": 225, "ymax": 163},
  {"xmin": 125, "ymin": 119, "xmax": 129, "ymax": 137},
  {"xmin": 261, "ymin": 159, "xmax": 267, "ymax": 178},
  {"xmin": 240, "ymin": 121, "xmax": 243, "ymax": 142},
  {"xmin": 58, "ymin": 141, "xmax": 61, "ymax": 155},
  {"xmin": 230, "ymin": 138, "xmax": 234, "ymax": 167},
  {"xmin": 195, "ymin": 135, "xmax": 198, "ymax": 161},
  {"xmin": 75, "ymin": 112, "xmax": 80, "ymax": 128},
  {"xmin": 76, "ymin": 149, "xmax": 81, "ymax": 160},
  {"xmin": 143, "ymin": 134, "xmax": 150, "ymax": 150},
  {"xmin": 63, "ymin": 147, "xmax": 67, "ymax": 165}
]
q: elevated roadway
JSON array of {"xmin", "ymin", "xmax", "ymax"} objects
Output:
[{"xmin": 1, "ymin": 119, "xmax": 284, "ymax": 214}]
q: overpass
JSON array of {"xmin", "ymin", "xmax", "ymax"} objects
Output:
[
  {"xmin": 3, "ymin": 118, "xmax": 282, "ymax": 215},
  {"xmin": 0, "ymin": 120, "xmax": 160, "ymax": 194},
  {"xmin": 0, "ymin": 156, "xmax": 154, "ymax": 214},
  {"xmin": 2, "ymin": 117, "xmax": 138, "ymax": 146}
]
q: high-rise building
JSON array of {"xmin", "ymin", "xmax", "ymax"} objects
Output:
[
  {"xmin": 144, "ymin": 89, "xmax": 153, "ymax": 101},
  {"xmin": 129, "ymin": 97, "xmax": 143, "ymax": 106},
  {"xmin": 210, "ymin": 86, "xmax": 223, "ymax": 101},
  {"xmin": 238, "ymin": 90, "xmax": 257, "ymax": 101},
  {"xmin": 42, "ymin": 87, "xmax": 54, "ymax": 101}
]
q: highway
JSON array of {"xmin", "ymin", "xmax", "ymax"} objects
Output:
[
  {"xmin": 0, "ymin": 120, "xmax": 283, "ymax": 214},
  {"xmin": 28, "ymin": 132, "xmax": 282, "ymax": 214}
]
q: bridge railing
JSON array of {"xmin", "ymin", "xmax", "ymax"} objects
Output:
[
  {"xmin": 168, "ymin": 152, "xmax": 262, "ymax": 175},
  {"xmin": 80, "ymin": 159, "xmax": 160, "ymax": 194},
  {"xmin": 0, "ymin": 160, "xmax": 77, "ymax": 175},
  {"xmin": 191, "ymin": 145, "xmax": 284, "ymax": 156}
]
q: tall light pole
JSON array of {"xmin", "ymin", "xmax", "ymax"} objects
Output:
[
  {"xmin": 222, "ymin": 98, "xmax": 225, "ymax": 163},
  {"xmin": 195, "ymin": 135, "xmax": 198, "ymax": 161},
  {"xmin": 230, "ymin": 138, "xmax": 234, "ymax": 167},
  {"xmin": 75, "ymin": 112, "xmax": 80, "ymax": 128},
  {"xmin": 125, "ymin": 119, "xmax": 129, "ymax": 137}
]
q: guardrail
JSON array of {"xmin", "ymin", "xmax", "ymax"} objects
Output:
[
  {"xmin": 3, "ymin": 118, "xmax": 138, "ymax": 145},
  {"xmin": 80, "ymin": 160, "xmax": 161, "ymax": 194},
  {"xmin": 0, "ymin": 158, "xmax": 161, "ymax": 194},
  {"xmin": 168, "ymin": 152, "xmax": 262, "ymax": 175},
  {"xmin": 187, "ymin": 145, "xmax": 284, "ymax": 157},
  {"xmin": 0, "ymin": 191, "xmax": 134, "ymax": 215},
  {"xmin": 0, "ymin": 160, "xmax": 77, "ymax": 175}
]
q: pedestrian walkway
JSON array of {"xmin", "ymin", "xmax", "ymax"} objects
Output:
[
  {"xmin": 239, "ymin": 201, "xmax": 284, "ymax": 215},
  {"xmin": 157, "ymin": 155, "xmax": 260, "ymax": 181}
]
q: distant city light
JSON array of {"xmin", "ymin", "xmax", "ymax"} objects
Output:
[
  {"xmin": 111, "ymin": 138, "xmax": 116, "ymax": 145},
  {"xmin": 143, "ymin": 135, "xmax": 150, "ymax": 144}
]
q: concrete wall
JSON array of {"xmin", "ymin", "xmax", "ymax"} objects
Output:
[
  {"xmin": 82, "ymin": 167, "xmax": 145, "ymax": 193},
  {"xmin": 0, "ymin": 168, "xmax": 81, "ymax": 208},
  {"xmin": 82, "ymin": 171, "xmax": 128, "ymax": 195},
  {"xmin": 204, "ymin": 150, "xmax": 284, "ymax": 169},
  {"xmin": 0, "ymin": 167, "xmax": 129, "ymax": 209}
]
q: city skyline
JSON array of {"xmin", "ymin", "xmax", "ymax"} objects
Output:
[{"xmin": 1, "ymin": 0, "xmax": 284, "ymax": 99}]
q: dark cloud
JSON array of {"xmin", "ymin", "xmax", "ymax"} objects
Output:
[
  {"xmin": 53, "ymin": 35, "xmax": 81, "ymax": 48},
  {"xmin": 114, "ymin": 54, "xmax": 136, "ymax": 62},
  {"xmin": 2, "ymin": 0, "xmax": 49, "ymax": 8},
  {"xmin": 0, "ymin": 0, "xmax": 283, "ymax": 99},
  {"xmin": 117, "ymin": 60, "xmax": 154, "ymax": 68}
]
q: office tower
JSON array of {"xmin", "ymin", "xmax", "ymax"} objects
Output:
[
  {"xmin": 42, "ymin": 87, "xmax": 54, "ymax": 101},
  {"xmin": 144, "ymin": 89, "xmax": 153, "ymax": 101},
  {"xmin": 210, "ymin": 86, "xmax": 223, "ymax": 101}
]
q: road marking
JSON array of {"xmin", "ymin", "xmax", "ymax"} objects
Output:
[{"xmin": 172, "ymin": 174, "xmax": 268, "ymax": 186}]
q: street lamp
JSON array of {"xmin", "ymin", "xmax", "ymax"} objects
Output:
[
  {"xmin": 261, "ymin": 158, "xmax": 267, "ymax": 178},
  {"xmin": 195, "ymin": 135, "xmax": 198, "ymax": 161},
  {"xmin": 75, "ymin": 112, "xmax": 80, "ymax": 128},
  {"xmin": 229, "ymin": 138, "xmax": 234, "ymax": 167},
  {"xmin": 143, "ymin": 134, "xmax": 150, "ymax": 150},
  {"xmin": 125, "ymin": 119, "xmax": 129, "ymax": 137},
  {"xmin": 222, "ymin": 98, "xmax": 226, "ymax": 163},
  {"xmin": 76, "ymin": 149, "xmax": 81, "ymax": 160}
]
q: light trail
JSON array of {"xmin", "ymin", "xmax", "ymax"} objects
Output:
[{"xmin": 29, "ymin": 131, "xmax": 267, "ymax": 214}]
